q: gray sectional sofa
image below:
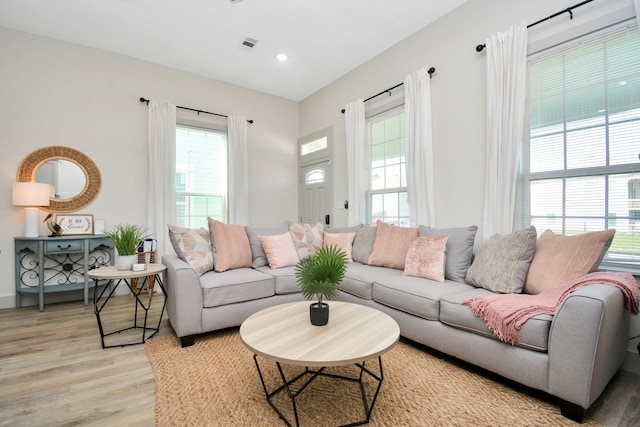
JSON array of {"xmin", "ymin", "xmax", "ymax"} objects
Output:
[{"xmin": 162, "ymin": 223, "xmax": 633, "ymax": 423}]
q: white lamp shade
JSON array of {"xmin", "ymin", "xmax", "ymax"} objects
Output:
[{"xmin": 12, "ymin": 182, "xmax": 51, "ymax": 207}]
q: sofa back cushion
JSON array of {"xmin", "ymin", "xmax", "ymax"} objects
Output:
[
  {"xmin": 419, "ymin": 225, "xmax": 478, "ymax": 282},
  {"xmin": 523, "ymin": 229, "xmax": 616, "ymax": 294},
  {"xmin": 368, "ymin": 220, "xmax": 419, "ymax": 270},
  {"xmin": 167, "ymin": 225, "xmax": 214, "ymax": 276},
  {"xmin": 245, "ymin": 223, "xmax": 289, "ymax": 268},
  {"xmin": 465, "ymin": 226, "xmax": 537, "ymax": 294},
  {"xmin": 208, "ymin": 218, "xmax": 252, "ymax": 272}
]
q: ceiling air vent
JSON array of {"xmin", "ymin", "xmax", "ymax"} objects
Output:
[{"xmin": 242, "ymin": 37, "xmax": 258, "ymax": 49}]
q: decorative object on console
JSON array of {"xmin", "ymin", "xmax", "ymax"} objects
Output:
[
  {"xmin": 43, "ymin": 213, "xmax": 62, "ymax": 237},
  {"xmin": 104, "ymin": 223, "xmax": 149, "ymax": 270},
  {"xmin": 12, "ymin": 182, "xmax": 50, "ymax": 238},
  {"xmin": 54, "ymin": 214, "xmax": 94, "ymax": 235},
  {"xmin": 295, "ymin": 244, "xmax": 348, "ymax": 326}
]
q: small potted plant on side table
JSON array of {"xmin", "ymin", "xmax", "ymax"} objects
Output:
[
  {"xmin": 295, "ymin": 245, "xmax": 348, "ymax": 326},
  {"xmin": 104, "ymin": 224, "xmax": 148, "ymax": 270}
]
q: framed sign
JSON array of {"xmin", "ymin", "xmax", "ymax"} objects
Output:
[{"xmin": 55, "ymin": 214, "xmax": 94, "ymax": 235}]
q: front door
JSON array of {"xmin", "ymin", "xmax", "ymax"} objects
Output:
[{"xmin": 299, "ymin": 160, "xmax": 331, "ymax": 227}]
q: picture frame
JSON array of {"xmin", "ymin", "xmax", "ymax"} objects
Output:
[{"xmin": 54, "ymin": 214, "xmax": 94, "ymax": 235}]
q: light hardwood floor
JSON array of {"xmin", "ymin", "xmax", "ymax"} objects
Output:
[
  {"xmin": 0, "ymin": 293, "xmax": 173, "ymax": 426},
  {"xmin": 0, "ymin": 295, "xmax": 638, "ymax": 426}
]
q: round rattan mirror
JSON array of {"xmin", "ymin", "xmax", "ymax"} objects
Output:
[{"xmin": 17, "ymin": 146, "xmax": 101, "ymax": 212}]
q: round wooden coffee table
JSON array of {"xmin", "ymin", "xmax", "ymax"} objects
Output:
[{"xmin": 240, "ymin": 301, "xmax": 400, "ymax": 426}]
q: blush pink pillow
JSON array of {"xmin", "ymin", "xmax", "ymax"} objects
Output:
[
  {"xmin": 403, "ymin": 235, "xmax": 449, "ymax": 282},
  {"xmin": 367, "ymin": 220, "xmax": 419, "ymax": 270},
  {"xmin": 524, "ymin": 229, "xmax": 616, "ymax": 294},
  {"xmin": 259, "ymin": 232, "xmax": 300, "ymax": 269},
  {"xmin": 208, "ymin": 218, "xmax": 252, "ymax": 272},
  {"xmin": 323, "ymin": 232, "xmax": 356, "ymax": 262}
]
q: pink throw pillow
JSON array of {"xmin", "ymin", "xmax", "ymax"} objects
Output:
[
  {"xmin": 403, "ymin": 235, "xmax": 449, "ymax": 282},
  {"xmin": 259, "ymin": 232, "xmax": 300, "ymax": 269},
  {"xmin": 367, "ymin": 220, "xmax": 419, "ymax": 270},
  {"xmin": 207, "ymin": 218, "xmax": 252, "ymax": 272},
  {"xmin": 323, "ymin": 232, "xmax": 356, "ymax": 262},
  {"xmin": 524, "ymin": 229, "xmax": 616, "ymax": 294}
]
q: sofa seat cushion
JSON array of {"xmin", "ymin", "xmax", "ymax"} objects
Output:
[
  {"xmin": 341, "ymin": 263, "xmax": 403, "ymax": 300},
  {"xmin": 373, "ymin": 276, "xmax": 474, "ymax": 320},
  {"xmin": 200, "ymin": 268, "xmax": 274, "ymax": 308},
  {"xmin": 440, "ymin": 288, "xmax": 552, "ymax": 352},
  {"xmin": 256, "ymin": 266, "xmax": 300, "ymax": 295}
]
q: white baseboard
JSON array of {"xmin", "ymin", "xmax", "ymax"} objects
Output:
[{"xmin": 0, "ymin": 295, "xmax": 15, "ymax": 310}]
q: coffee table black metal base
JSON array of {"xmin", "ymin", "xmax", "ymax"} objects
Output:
[{"xmin": 252, "ymin": 354, "xmax": 385, "ymax": 427}]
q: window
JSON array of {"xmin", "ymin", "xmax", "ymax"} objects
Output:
[
  {"xmin": 524, "ymin": 22, "xmax": 640, "ymax": 269},
  {"xmin": 175, "ymin": 125, "xmax": 227, "ymax": 228},
  {"xmin": 368, "ymin": 107, "xmax": 409, "ymax": 226},
  {"xmin": 305, "ymin": 168, "xmax": 325, "ymax": 185},
  {"xmin": 301, "ymin": 136, "xmax": 327, "ymax": 156}
]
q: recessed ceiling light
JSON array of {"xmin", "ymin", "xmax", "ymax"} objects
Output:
[{"xmin": 276, "ymin": 53, "xmax": 288, "ymax": 62}]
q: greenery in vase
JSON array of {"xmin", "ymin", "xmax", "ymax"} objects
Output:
[
  {"xmin": 104, "ymin": 224, "xmax": 149, "ymax": 256},
  {"xmin": 295, "ymin": 245, "xmax": 348, "ymax": 307}
]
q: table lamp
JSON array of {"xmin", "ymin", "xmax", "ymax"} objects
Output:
[{"xmin": 12, "ymin": 182, "xmax": 51, "ymax": 238}]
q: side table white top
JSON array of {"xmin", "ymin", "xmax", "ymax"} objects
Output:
[
  {"xmin": 240, "ymin": 301, "xmax": 400, "ymax": 367},
  {"xmin": 88, "ymin": 264, "xmax": 166, "ymax": 280}
]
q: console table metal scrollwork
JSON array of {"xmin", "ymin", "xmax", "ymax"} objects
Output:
[{"xmin": 14, "ymin": 236, "xmax": 114, "ymax": 311}]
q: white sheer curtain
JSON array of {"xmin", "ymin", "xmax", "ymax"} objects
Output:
[
  {"xmin": 635, "ymin": 0, "xmax": 640, "ymax": 22},
  {"xmin": 344, "ymin": 99, "xmax": 367, "ymax": 226},
  {"xmin": 147, "ymin": 100, "xmax": 177, "ymax": 259},
  {"xmin": 482, "ymin": 23, "xmax": 528, "ymax": 240},
  {"xmin": 404, "ymin": 67, "xmax": 435, "ymax": 228},
  {"xmin": 228, "ymin": 115, "xmax": 249, "ymax": 225}
]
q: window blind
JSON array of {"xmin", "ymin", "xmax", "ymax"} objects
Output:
[{"xmin": 524, "ymin": 21, "xmax": 640, "ymax": 270}]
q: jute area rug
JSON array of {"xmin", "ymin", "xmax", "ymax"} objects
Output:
[{"xmin": 145, "ymin": 329, "xmax": 601, "ymax": 426}]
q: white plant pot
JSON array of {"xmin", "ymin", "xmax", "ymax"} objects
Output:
[{"xmin": 117, "ymin": 254, "xmax": 138, "ymax": 270}]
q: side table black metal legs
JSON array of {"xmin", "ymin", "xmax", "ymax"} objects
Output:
[{"xmin": 93, "ymin": 274, "xmax": 166, "ymax": 348}]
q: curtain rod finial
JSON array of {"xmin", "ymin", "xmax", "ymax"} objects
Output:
[{"xmin": 476, "ymin": 44, "xmax": 486, "ymax": 52}]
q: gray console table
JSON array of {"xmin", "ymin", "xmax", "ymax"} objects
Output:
[{"xmin": 14, "ymin": 236, "xmax": 114, "ymax": 311}]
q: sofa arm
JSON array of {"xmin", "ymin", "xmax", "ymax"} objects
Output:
[
  {"xmin": 548, "ymin": 283, "xmax": 630, "ymax": 418},
  {"xmin": 162, "ymin": 255, "xmax": 204, "ymax": 339}
]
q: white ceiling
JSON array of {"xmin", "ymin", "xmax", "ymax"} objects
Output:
[{"xmin": 0, "ymin": 0, "xmax": 468, "ymax": 101}]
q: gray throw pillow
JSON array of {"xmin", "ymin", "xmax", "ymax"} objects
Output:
[
  {"xmin": 245, "ymin": 223, "xmax": 290, "ymax": 268},
  {"xmin": 352, "ymin": 225, "xmax": 377, "ymax": 264},
  {"xmin": 465, "ymin": 226, "xmax": 537, "ymax": 294},
  {"xmin": 419, "ymin": 225, "xmax": 478, "ymax": 282}
]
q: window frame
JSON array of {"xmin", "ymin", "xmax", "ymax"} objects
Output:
[
  {"xmin": 175, "ymin": 122, "xmax": 229, "ymax": 228},
  {"xmin": 366, "ymin": 105, "xmax": 409, "ymax": 226}
]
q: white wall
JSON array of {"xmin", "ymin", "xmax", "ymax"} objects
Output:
[
  {"xmin": 298, "ymin": 0, "xmax": 638, "ymax": 371},
  {"xmin": 0, "ymin": 26, "xmax": 299, "ymax": 308}
]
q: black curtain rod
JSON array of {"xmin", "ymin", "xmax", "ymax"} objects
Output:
[
  {"xmin": 139, "ymin": 97, "xmax": 254, "ymax": 124},
  {"xmin": 475, "ymin": 0, "xmax": 594, "ymax": 52},
  {"xmin": 340, "ymin": 67, "xmax": 435, "ymax": 113}
]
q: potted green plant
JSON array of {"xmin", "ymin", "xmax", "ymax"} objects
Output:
[
  {"xmin": 104, "ymin": 224, "xmax": 149, "ymax": 270},
  {"xmin": 294, "ymin": 245, "xmax": 348, "ymax": 326}
]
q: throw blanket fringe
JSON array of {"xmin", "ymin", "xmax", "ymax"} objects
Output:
[{"xmin": 463, "ymin": 272, "xmax": 639, "ymax": 345}]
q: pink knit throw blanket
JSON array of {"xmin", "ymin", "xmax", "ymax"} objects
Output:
[{"xmin": 463, "ymin": 272, "xmax": 639, "ymax": 345}]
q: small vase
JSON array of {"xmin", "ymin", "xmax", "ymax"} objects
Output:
[
  {"xmin": 309, "ymin": 302, "xmax": 329, "ymax": 326},
  {"xmin": 117, "ymin": 254, "xmax": 138, "ymax": 270}
]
